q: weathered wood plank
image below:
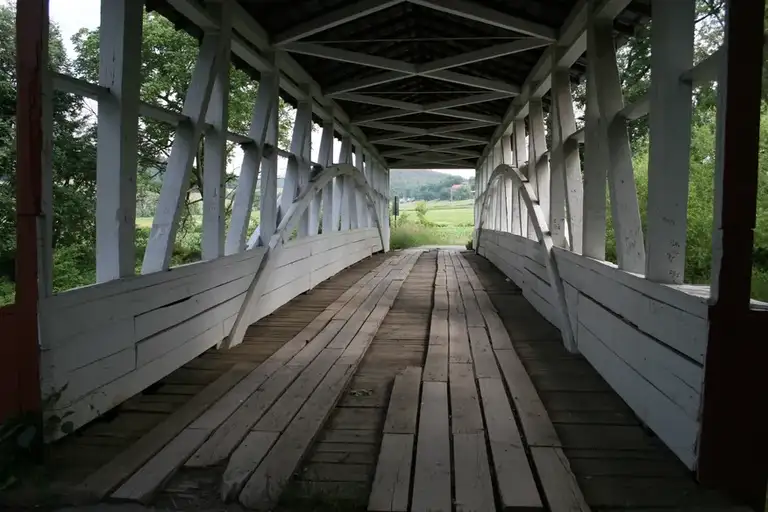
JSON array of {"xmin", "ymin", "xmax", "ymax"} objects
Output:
[
  {"xmin": 254, "ymin": 348, "xmax": 343, "ymax": 432},
  {"xmin": 449, "ymin": 363, "xmax": 484, "ymax": 434},
  {"xmin": 382, "ymin": 367, "xmax": 421, "ymax": 434},
  {"xmin": 468, "ymin": 327, "xmax": 500, "ymax": 379},
  {"xmin": 453, "ymin": 433, "xmax": 495, "ymax": 512},
  {"xmin": 449, "ymin": 312, "xmax": 472, "ymax": 364},
  {"xmin": 111, "ymin": 428, "xmax": 210, "ymax": 503},
  {"xmin": 412, "ymin": 381, "xmax": 451, "ymax": 512},
  {"xmin": 238, "ymin": 363, "xmax": 357, "ymax": 509},
  {"xmin": 77, "ymin": 362, "xmax": 255, "ymax": 500},
  {"xmin": 495, "ymin": 348, "xmax": 560, "ymax": 447},
  {"xmin": 367, "ymin": 433, "xmax": 414, "ymax": 512},
  {"xmin": 429, "ymin": 309, "xmax": 449, "ymax": 346},
  {"xmin": 221, "ymin": 431, "xmax": 278, "ymax": 501},
  {"xmin": 423, "ymin": 343, "xmax": 448, "ymax": 382},
  {"xmin": 185, "ymin": 365, "xmax": 299, "ymax": 467},
  {"xmin": 478, "ymin": 378, "xmax": 543, "ymax": 510},
  {"xmin": 530, "ymin": 446, "xmax": 590, "ymax": 512}
]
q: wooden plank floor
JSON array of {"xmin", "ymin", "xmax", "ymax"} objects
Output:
[
  {"xmin": 282, "ymin": 251, "xmax": 436, "ymax": 507},
  {"xmin": 0, "ymin": 253, "xmax": 388, "ymax": 508},
  {"xmin": 463, "ymin": 252, "xmax": 745, "ymax": 512}
]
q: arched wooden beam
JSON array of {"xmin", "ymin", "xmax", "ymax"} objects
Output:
[
  {"xmin": 476, "ymin": 164, "xmax": 576, "ymax": 352},
  {"xmin": 223, "ymin": 163, "xmax": 386, "ymax": 349}
]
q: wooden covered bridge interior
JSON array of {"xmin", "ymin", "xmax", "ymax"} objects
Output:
[{"xmin": 3, "ymin": 0, "xmax": 768, "ymax": 510}]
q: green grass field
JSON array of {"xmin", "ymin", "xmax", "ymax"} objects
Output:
[{"xmin": 397, "ymin": 200, "xmax": 474, "ymax": 227}]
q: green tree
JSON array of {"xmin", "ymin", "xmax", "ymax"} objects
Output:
[
  {"xmin": 71, "ymin": 11, "xmax": 293, "ymax": 222},
  {"xmin": 0, "ymin": 5, "xmax": 98, "ymax": 285}
]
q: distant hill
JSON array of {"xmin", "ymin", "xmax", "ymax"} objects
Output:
[{"xmin": 390, "ymin": 169, "xmax": 465, "ymax": 200}]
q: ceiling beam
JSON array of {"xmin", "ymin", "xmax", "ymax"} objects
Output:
[
  {"xmin": 391, "ymin": 155, "xmax": 477, "ymax": 167},
  {"xmin": 282, "ymin": 42, "xmax": 416, "ymax": 73},
  {"xmin": 325, "ymin": 71, "xmax": 410, "ymax": 96},
  {"xmin": 408, "ymin": 0, "xmax": 557, "ymax": 41},
  {"xmin": 352, "ymin": 91, "xmax": 512, "ymax": 123},
  {"xmin": 371, "ymin": 130, "xmax": 489, "ymax": 144},
  {"xmin": 416, "ymin": 38, "xmax": 550, "ymax": 74},
  {"xmin": 282, "ymin": 43, "xmax": 523, "ymax": 95},
  {"xmin": 382, "ymin": 146, "xmax": 481, "ymax": 158},
  {"xmin": 478, "ymin": 0, "xmax": 632, "ymax": 169},
  {"xmin": 273, "ymin": 0, "xmax": 406, "ymax": 45}
]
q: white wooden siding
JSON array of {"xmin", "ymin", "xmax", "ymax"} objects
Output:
[
  {"xmin": 40, "ymin": 228, "xmax": 381, "ymax": 440},
  {"xmin": 477, "ymin": 229, "xmax": 707, "ymax": 470}
]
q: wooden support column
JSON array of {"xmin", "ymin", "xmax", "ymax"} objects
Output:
[
  {"xmin": 142, "ymin": 27, "xmax": 229, "ymax": 274},
  {"xmin": 10, "ymin": 0, "xmax": 48, "ymax": 423},
  {"xmin": 513, "ymin": 119, "xmax": 527, "ymax": 237},
  {"xmin": 551, "ymin": 67, "xmax": 584, "ymax": 253},
  {"xmin": 699, "ymin": 1, "xmax": 768, "ymax": 509},
  {"xmin": 257, "ymin": 98, "xmax": 279, "ymax": 246},
  {"xmin": 318, "ymin": 120, "xmax": 335, "ymax": 233},
  {"xmin": 202, "ymin": 3, "xmax": 231, "ymax": 260},
  {"xmin": 583, "ymin": 23, "xmax": 607, "ymax": 260},
  {"xmin": 590, "ymin": 16, "xmax": 645, "ymax": 273},
  {"xmin": 354, "ymin": 143, "xmax": 366, "ymax": 228},
  {"xmin": 549, "ymin": 74, "xmax": 568, "ymax": 248},
  {"xmin": 529, "ymin": 99, "xmax": 549, "ymax": 227},
  {"xmin": 501, "ymin": 135, "xmax": 513, "ymax": 233},
  {"xmin": 645, "ymin": 0, "xmax": 695, "ymax": 283},
  {"xmin": 295, "ymin": 89, "xmax": 313, "ymax": 237},
  {"xmin": 227, "ymin": 66, "xmax": 278, "ymax": 253},
  {"xmin": 96, "ymin": 0, "xmax": 143, "ymax": 281},
  {"xmin": 340, "ymin": 135, "xmax": 353, "ymax": 230}
]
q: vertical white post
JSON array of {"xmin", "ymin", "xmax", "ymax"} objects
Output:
[
  {"xmin": 583, "ymin": 25, "xmax": 607, "ymax": 260},
  {"xmin": 142, "ymin": 28, "xmax": 228, "ymax": 274},
  {"xmin": 202, "ymin": 4, "xmax": 231, "ymax": 260},
  {"xmin": 512, "ymin": 119, "xmax": 528, "ymax": 237},
  {"xmin": 319, "ymin": 120, "xmax": 335, "ymax": 233},
  {"xmin": 258, "ymin": 99, "xmax": 279, "ymax": 246},
  {"xmin": 709, "ymin": 50, "xmax": 727, "ymax": 301},
  {"xmin": 645, "ymin": 0, "xmax": 695, "ymax": 283},
  {"xmin": 529, "ymin": 99, "xmax": 550, "ymax": 227},
  {"xmin": 340, "ymin": 135, "xmax": 353, "ymax": 230},
  {"xmin": 591, "ymin": 17, "xmax": 646, "ymax": 273},
  {"xmin": 501, "ymin": 135, "xmax": 514, "ymax": 233},
  {"xmin": 227, "ymin": 66, "xmax": 278, "ymax": 253},
  {"xmin": 354, "ymin": 143, "xmax": 366, "ymax": 228},
  {"xmin": 96, "ymin": 0, "xmax": 143, "ymax": 282},
  {"xmin": 281, "ymin": 85, "xmax": 311, "ymax": 229},
  {"xmin": 297, "ymin": 92, "xmax": 313, "ymax": 237}
]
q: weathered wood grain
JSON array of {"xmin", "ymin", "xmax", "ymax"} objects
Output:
[
  {"xmin": 382, "ymin": 367, "xmax": 421, "ymax": 435},
  {"xmin": 453, "ymin": 433, "xmax": 495, "ymax": 512},
  {"xmin": 412, "ymin": 381, "xmax": 451, "ymax": 512},
  {"xmin": 368, "ymin": 433, "xmax": 414, "ymax": 512}
]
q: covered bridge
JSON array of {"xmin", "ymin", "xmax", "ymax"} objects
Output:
[{"xmin": 2, "ymin": 0, "xmax": 767, "ymax": 510}]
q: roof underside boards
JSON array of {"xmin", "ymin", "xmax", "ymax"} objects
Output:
[{"xmin": 149, "ymin": 0, "xmax": 650, "ymax": 168}]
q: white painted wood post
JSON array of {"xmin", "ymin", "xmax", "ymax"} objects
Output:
[
  {"xmin": 501, "ymin": 135, "xmax": 514, "ymax": 233},
  {"xmin": 645, "ymin": 0, "xmax": 695, "ymax": 283},
  {"xmin": 202, "ymin": 4, "xmax": 231, "ymax": 260},
  {"xmin": 96, "ymin": 0, "xmax": 143, "ymax": 282},
  {"xmin": 281, "ymin": 85, "xmax": 312, "ymax": 231},
  {"xmin": 583, "ymin": 23, "xmax": 607, "ymax": 261},
  {"xmin": 142, "ymin": 28, "xmax": 228, "ymax": 274},
  {"xmin": 590, "ymin": 17, "xmax": 646, "ymax": 273},
  {"xmin": 552, "ymin": 68, "xmax": 584, "ymax": 253},
  {"xmin": 318, "ymin": 120, "xmax": 335, "ymax": 233},
  {"xmin": 226, "ymin": 66, "xmax": 278, "ymax": 254},
  {"xmin": 297, "ymin": 92, "xmax": 314, "ymax": 237},
  {"xmin": 709, "ymin": 47, "xmax": 727, "ymax": 301},
  {"xmin": 512, "ymin": 119, "xmax": 528, "ymax": 237},
  {"xmin": 340, "ymin": 135, "xmax": 353, "ymax": 230},
  {"xmin": 529, "ymin": 99, "xmax": 549, "ymax": 229},
  {"xmin": 354, "ymin": 143, "xmax": 366, "ymax": 228},
  {"xmin": 549, "ymin": 82, "xmax": 568, "ymax": 249},
  {"xmin": 496, "ymin": 142, "xmax": 507, "ymax": 232},
  {"xmin": 258, "ymin": 98, "xmax": 280, "ymax": 246}
]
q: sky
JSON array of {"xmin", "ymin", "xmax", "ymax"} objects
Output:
[{"xmin": 47, "ymin": 0, "xmax": 474, "ymax": 180}]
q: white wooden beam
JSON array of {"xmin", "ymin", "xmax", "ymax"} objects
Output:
[
  {"xmin": 319, "ymin": 120, "xmax": 335, "ymax": 232},
  {"xmin": 512, "ymin": 119, "xmax": 527, "ymax": 237},
  {"xmin": 282, "ymin": 42, "xmax": 417, "ymax": 73},
  {"xmin": 226, "ymin": 64, "xmax": 278, "ymax": 254},
  {"xmin": 339, "ymin": 135, "xmax": 353, "ymax": 230},
  {"xmin": 479, "ymin": 0, "xmax": 632, "ymax": 170},
  {"xmin": 95, "ymin": 0, "xmax": 143, "ymax": 282},
  {"xmin": 417, "ymin": 39, "xmax": 550, "ymax": 74},
  {"xmin": 528, "ymin": 100, "xmax": 550, "ymax": 227},
  {"xmin": 352, "ymin": 91, "xmax": 511, "ymax": 124},
  {"xmin": 426, "ymin": 70, "xmax": 520, "ymax": 95},
  {"xmin": 202, "ymin": 2, "xmax": 231, "ymax": 260},
  {"xmin": 142, "ymin": 30, "xmax": 226, "ymax": 274},
  {"xmin": 645, "ymin": 0, "xmax": 695, "ymax": 284},
  {"xmin": 256, "ymin": 93, "xmax": 280, "ymax": 247},
  {"xmin": 551, "ymin": 66, "xmax": 584, "ymax": 253},
  {"xmin": 325, "ymin": 71, "xmax": 411, "ymax": 96},
  {"xmin": 582, "ymin": 22, "xmax": 607, "ymax": 260},
  {"xmin": 409, "ymin": 0, "xmax": 557, "ymax": 41},
  {"xmin": 590, "ymin": 16, "xmax": 645, "ymax": 273},
  {"xmin": 274, "ymin": 0, "xmax": 406, "ymax": 45}
]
